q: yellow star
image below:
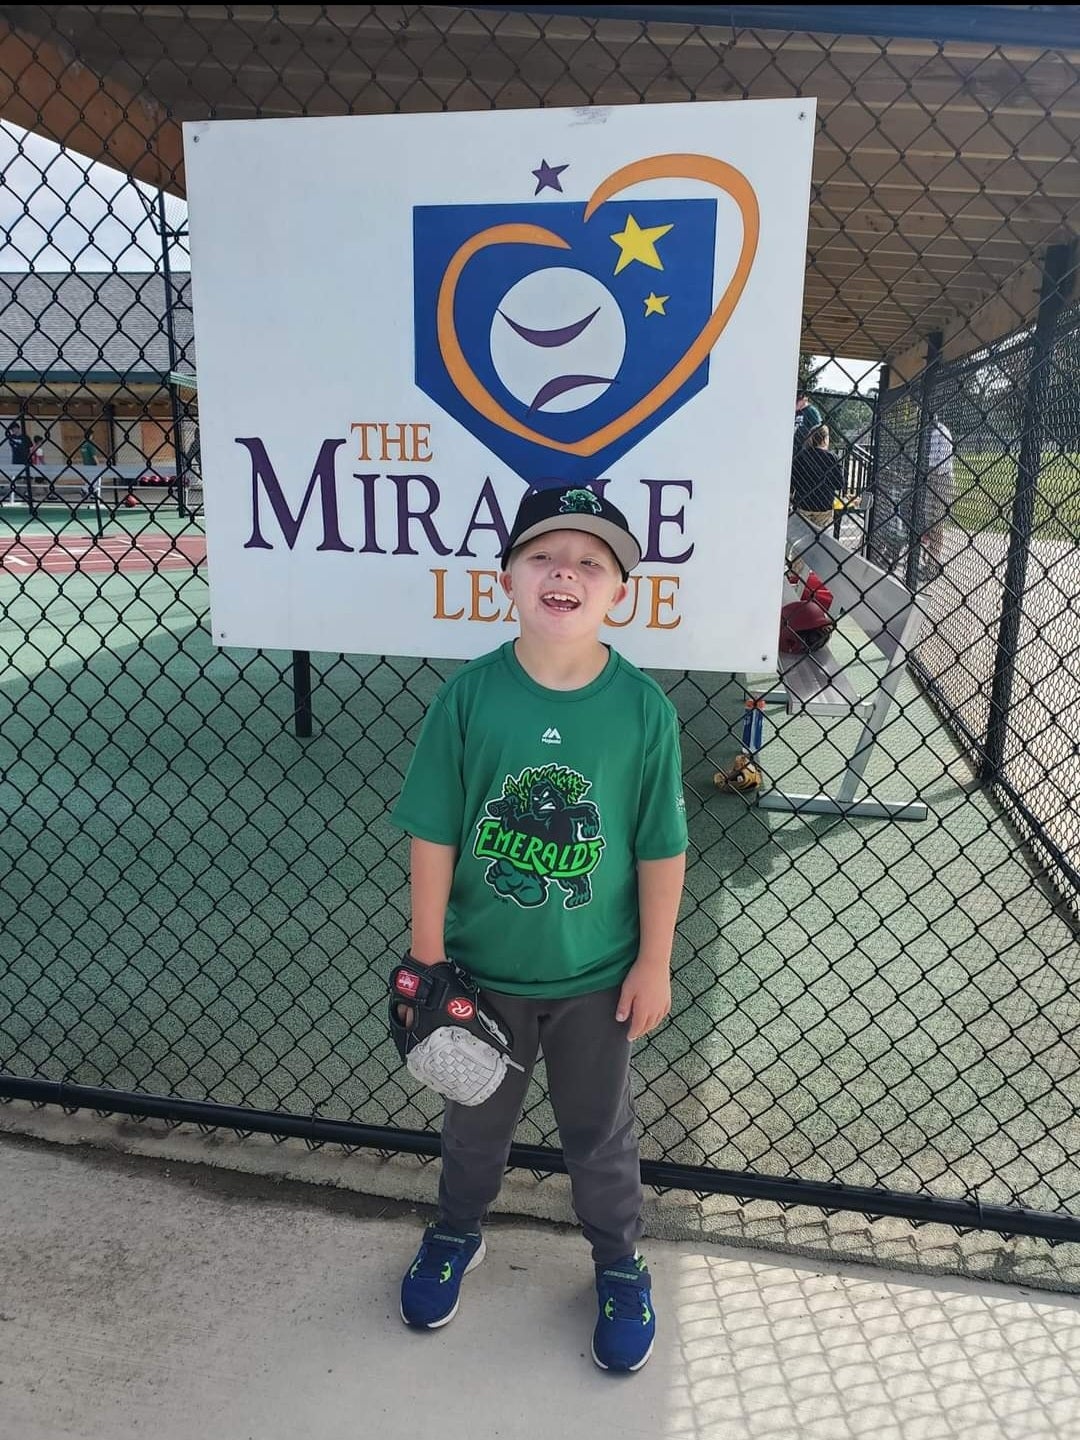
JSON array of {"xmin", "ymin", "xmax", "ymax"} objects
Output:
[
  {"xmin": 609, "ymin": 213, "xmax": 673, "ymax": 275},
  {"xmin": 644, "ymin": 292, "xmax": 669, "ymax": 317}
]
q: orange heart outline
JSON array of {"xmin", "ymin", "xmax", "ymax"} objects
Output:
[{"xmin": 434, "ymin": 154, "xmax": 760, "ymax": 459}]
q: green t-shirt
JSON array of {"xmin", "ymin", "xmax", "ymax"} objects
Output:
[{"xmin": 391, "ymin": 641, "xmax": 687, "ymax": 998}]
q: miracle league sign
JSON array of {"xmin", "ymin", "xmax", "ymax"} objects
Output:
[{"xmin": 184, "ymin": 100, "xmax": 814, "ymax": 668}]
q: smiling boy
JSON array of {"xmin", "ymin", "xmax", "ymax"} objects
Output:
[{"xmin": 389, "ymin": 484, "xmax": 688, "ymax": 1372}]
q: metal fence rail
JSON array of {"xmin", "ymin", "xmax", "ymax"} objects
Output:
[{"xmin": 2, "ymin": 6, "xmax": 1080, "ymax": 1270}]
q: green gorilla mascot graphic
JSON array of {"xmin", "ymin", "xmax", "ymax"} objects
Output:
[{"xmin": 473, "ymin": 764, "xmax": 605, "ymax": 910}]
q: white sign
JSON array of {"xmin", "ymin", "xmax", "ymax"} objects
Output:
[{"xmin": 184, "ymin": 100, "xmax": 815, "ymax": 669}]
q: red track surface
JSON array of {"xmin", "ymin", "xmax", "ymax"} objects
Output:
[{"xmin": 0, "ymin": 532, "xmax": 206, "ymax": 576}]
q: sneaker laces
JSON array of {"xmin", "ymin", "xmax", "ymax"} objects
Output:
[{"xmin": 599, "ymin": 1265, "xmax": 648, "ymax": 1322}]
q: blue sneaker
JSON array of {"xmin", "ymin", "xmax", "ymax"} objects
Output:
[
  {"xmin": 592, "ymin": 1253, "xmax": 655, "ymax": 1372},
  {"xmin": 399, "ymin": 1225, "xmax": 485, "ymax": 1329}
]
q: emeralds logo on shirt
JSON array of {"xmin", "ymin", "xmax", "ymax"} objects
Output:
[{"xmin": 474, "ymin": 763, "xmax": 604, "ymax": 909}]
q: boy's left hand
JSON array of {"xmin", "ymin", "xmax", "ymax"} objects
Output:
[{"xmin": 616, "ymin": 959, "xmax": 671, "ymax": 1041}]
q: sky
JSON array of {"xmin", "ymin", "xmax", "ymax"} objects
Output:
[
  {"xmin": 0, "ymin": 120, "xmax": 189, "ymax": 271},
  {"xmin": 813, "ymin": 357, "xmax": 880, "ymax": 396},
  {"xmin": 1, "ymin": 119, "xmax": 876, "ymax": 393}
]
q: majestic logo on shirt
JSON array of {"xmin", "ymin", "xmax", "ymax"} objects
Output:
[
  {"xmin": 473, "ymin": 763, "xmax": 604, "ymax": 909},
  {"xmin": 540, "ymin": 727, "xmax": 562, "ymax": 745}
]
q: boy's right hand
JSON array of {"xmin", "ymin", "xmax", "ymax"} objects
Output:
[
  {"xmin": 387, "ymin": 957, "xmax": 519, "ymax": 1108},
  {"xmin": 394, "ymin": 951, "xmax": 443, "ymax": 1026}
]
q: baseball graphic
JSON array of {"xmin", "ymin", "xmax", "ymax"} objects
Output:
[{"xmin": 489, "ymin": 266, "xmax": 626, "ymax": 414}]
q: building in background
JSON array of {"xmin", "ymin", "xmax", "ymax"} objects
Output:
[{"xmin": 0, "ymin": 270, "xmax": 194, "ymax": 488}]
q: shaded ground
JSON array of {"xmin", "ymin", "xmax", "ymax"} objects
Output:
[
  {"xmin": 915, "ymin": 522, "xmax": 1080, "ymax": 904},
  {"xmin": 2, "ymin": 537, "xmax": 1078, "ymax": 1274}
]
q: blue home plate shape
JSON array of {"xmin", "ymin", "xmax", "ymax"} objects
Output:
[{"xmin": 414, "ymin": 198, "xmax": 718, "ymax": 486}]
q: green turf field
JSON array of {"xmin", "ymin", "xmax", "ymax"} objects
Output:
[
  {"xmin": 1, "ymin": 549, "xmax": 1078, "ymax": 1228},
  {"xmin": 952, "ymin": 450, "xmax": 1080, "ymax": 543},
  {"xmin": 0, "ymin": 495, "xmax": 200, "ymax": 538}
]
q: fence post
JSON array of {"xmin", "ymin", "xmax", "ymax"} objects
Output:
[
  {"xmin": 157, "ymin": 190, "xmax": 188, "ymax": 520},
  {"xmin": 982, "ymin": 240, "xmax": 1076, "ymax": 783},
  {"xmin": 904, "ymin": 331, "xmax": 943, "ymax": 591},
  {"xmin": 864, "ymin": 360, "xmax": 891, "ymax": 556},
  {"xmin": 292, "ymin": 650, "xmax": 314, "ymax": 738}
]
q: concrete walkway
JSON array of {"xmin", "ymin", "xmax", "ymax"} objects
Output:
[{"xmin": 3, "ymin": 1134, "xmax": 1080, "ymax": 1440}]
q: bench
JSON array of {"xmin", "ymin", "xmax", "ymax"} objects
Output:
[
  {"xmin": 1, "ymin": 470, "xmax": 196, "ymax": 512},
  {"xmin": 770, "ymin": 645, "xmax": 872, "ymax": 717},
  {"xmin": 747, "ymin": 514, "xmax": 928, "ymax": 822},
  {"xmin": 22, "ymin": 483, "xmax": 173, "ymax": 501},
  {"xmin": 1, "ymin": 465, "xmax": 178, "ymax": 496}
]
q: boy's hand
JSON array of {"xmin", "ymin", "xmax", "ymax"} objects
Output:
[{"xmin": 616, "ymin": 958, "xmax": 671, "ymax": 1041}]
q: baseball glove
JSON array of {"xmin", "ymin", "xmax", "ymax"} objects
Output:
[
  {"xmin": 713, "ymin": 752, "xmax": 762, "ymax": 793},
  {"xmin": 388, "ymin": 956, "xmax": 521, "ymax": 1106}
]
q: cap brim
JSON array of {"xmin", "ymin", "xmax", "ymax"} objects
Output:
[{"xmin": 503, "ymin": 515, "xmax": 641, "ymax": 576}]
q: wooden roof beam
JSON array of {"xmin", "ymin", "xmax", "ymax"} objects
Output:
[{"xmin": 0, "ymin": 18, "xmax": 184, "ymax": 196}]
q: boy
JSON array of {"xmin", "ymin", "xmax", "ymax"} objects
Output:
[{"xmin": 390, "ymin": 484, "xmax": 687, "ymax": 1373}]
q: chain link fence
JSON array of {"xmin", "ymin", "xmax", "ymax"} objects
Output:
[
  {"xmin": 2, "ymin": 6, "xmax": 1080, "ymax": 1269},
  {"xmin": 868, "ymin": 293, "xmax": 1080, "ymax": 920}
]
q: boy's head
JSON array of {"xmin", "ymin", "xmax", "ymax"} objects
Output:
[
  {"xmin": 499, "ymin": 486, "xmax": 641, "ymax": 640},
  {"xmin": 500, "ymin": 486, "xmax": 641, "ymax": 579}
]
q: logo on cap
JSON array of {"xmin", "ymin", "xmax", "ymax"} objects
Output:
[{"xmin": 559, "ymin": 488, "xmax": 602, "ymax": 516}]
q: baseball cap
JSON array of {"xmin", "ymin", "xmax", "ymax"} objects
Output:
[{"xmin": 500, "ymin": 486, "xmax": 642, "ymax": 579}]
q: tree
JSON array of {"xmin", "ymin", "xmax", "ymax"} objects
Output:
[
  {"xmin": 815, "ymin": 393, "xmax": 874, "ymax": 448},
  {"xmin": 798, "ymin": 353, "xmax": 824, "ymax": 393}
]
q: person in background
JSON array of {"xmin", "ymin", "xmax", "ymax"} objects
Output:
[
  {"xmin": 920, "ymin": 416, "xmax": 955, "ymax": 578},
  {"xmin": 4, "ymin": 424, "xmax": 30, "ymax": 504},
  {"xmin": 793, "ymin": 390, "xmax": 824, "ymax": 453},
  {"xmin": 24, "ymin": 434, "xmax": 47, "ymax": 505},
  {"xmin": 791, "ymin": 424, "xmax": 844, "ymax": 529},
  {"xmin": 80, "ymin": 435, "xmax": 103, "ymax": 500}
]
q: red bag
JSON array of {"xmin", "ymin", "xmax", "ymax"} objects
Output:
[
  {"xmin": 800, "ymin": 569, "xmax": 833, "ymax": 612},
  {"xmin": 779, "ymin": 567, "xmax": 835, "ymax": 654}
]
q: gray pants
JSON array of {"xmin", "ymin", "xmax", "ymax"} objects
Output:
[{"xmin": 438, "ymin": 984, "xmax": 643, "ymax": 1266}]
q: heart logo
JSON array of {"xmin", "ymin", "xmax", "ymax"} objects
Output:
[{"xmin": 434, "ymin": 155, "xmax": 760, "ymax": 460}]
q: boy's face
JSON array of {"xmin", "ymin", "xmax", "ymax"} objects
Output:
[{"xmin": 501, "ymin": 528, "xmax": 627, "ymax": 642}]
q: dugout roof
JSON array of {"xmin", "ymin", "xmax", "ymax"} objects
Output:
[{"xmin": 2, "ymin": 4, "xmax": 1079, "ymax": 376}]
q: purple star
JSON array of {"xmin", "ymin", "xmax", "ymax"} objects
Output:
[{"xmin": 532, "ymin": 159, "xmax": 568, "ymax": 195}]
